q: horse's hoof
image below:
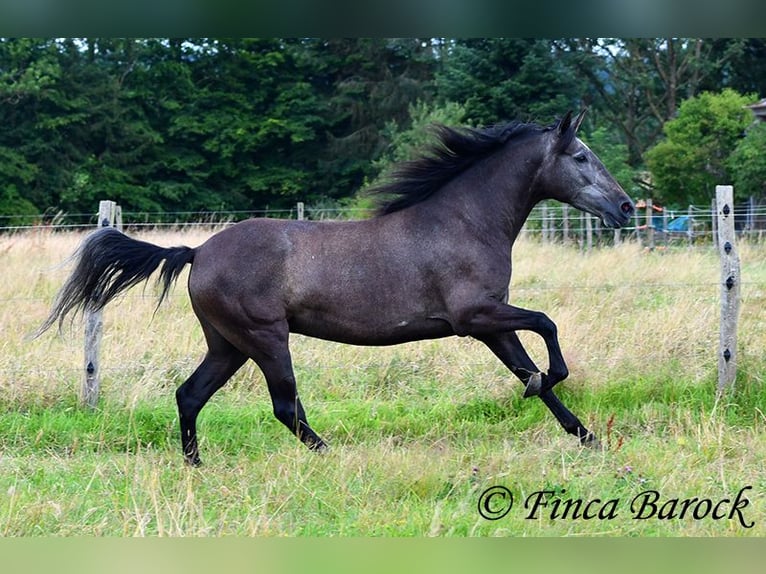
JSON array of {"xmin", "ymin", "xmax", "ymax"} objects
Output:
[
  {"xmin": 580, "ymin": 433, "xmax": 602, "ymax": 450},
  {"xmin": 523, "ymin": 372, "xmax": 543, "ymax": 398},
  {"xmin": 184, "ymin": 456, "xmax": 203, "ymax": 467},
  {"xmin": 308, "ymin": 438, "xmax": 329, "ymax": 453}
]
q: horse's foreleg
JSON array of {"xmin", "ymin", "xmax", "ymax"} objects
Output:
[
  {"xmin": 479, "ymin": 331, "xmax": 598, "ymax": 447},
  {"xmin": 459, "ymin": 304, "xmax": 569, "ymax": 393},
  {"xmin": 539, "ymin": 389, "xmax": 600, "ymax": 448},
  {"xmin": 479, "ymin": 330, "xmax": 550, "ymax": 396}
]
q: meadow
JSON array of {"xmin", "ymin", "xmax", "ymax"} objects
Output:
[{"xmin": 0, "ymin": 226, "xmax": 764, "ymax": 536}]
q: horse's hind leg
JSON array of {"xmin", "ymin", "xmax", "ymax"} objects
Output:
[
  {"xmin": 176, "ymin": 327, "xmax": 247, "ymax": 466},
  {"xmin": 237, "ymin": 322, "xmax": 327, "ymax": 451},
  {"xmin": 479, "ymin": 332, "xmax": 599, "ymax": 447},
  {"xmin": 260, "ymin": 352, "xmax": 327, "ymax": 451}
]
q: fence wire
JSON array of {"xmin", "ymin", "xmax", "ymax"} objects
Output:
[{"xmin": 3, "ymin": 202, "xmax": 766, "ymax": 243}]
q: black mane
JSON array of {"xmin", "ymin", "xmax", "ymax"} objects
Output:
[{"xmin": 371, "ymin": 120, "xmax": 550, "ymax": 216}]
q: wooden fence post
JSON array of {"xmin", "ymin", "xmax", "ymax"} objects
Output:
[
  {"xmin": 645, "ymin": 198, "xmax": 655, "ymax": 250},
  {"xmin": 716, "ymin": 185, "xmax": 741, "ymax": 393},
  {"xmin": 296, "ymin": 202, "xmax": 305, "ymax": 221},
  {"xmin": 82, "ymin": 200, "xmax": 121, "ymax": 408},
  {"xmin": 711, "ymin": 198, "xmax": 718, "ymax": 249},
  {"xmin": 547, "ymin": 205, "xmax": 555, "ymax": 243},
  {"xmin": 687, "ymin": 205, "xmax": 694, "ymax": 247}
]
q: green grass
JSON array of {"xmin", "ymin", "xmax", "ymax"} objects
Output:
[
  {"xmin": 1, "ymin": 372, "xmax": 764, "ymax": 536},
  {"xmin": 2, "ymin": 230, "xmax": 765, "ymax": 536}
]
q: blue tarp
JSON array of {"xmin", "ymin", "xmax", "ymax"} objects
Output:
[{"xmin": 665, "ymin": 215, "xmax": 690, "ymax": 232}]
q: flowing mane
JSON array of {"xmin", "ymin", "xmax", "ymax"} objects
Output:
[{"xmin": 371, "ymin": 120, "xmax": 552, "ymax": 216}]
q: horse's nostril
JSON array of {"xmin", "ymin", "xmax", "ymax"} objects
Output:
[{"xmin": 621, "ymin": 201, "xmax": 634, "ymax": 215}]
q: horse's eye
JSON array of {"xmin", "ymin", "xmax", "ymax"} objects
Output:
[{"xmin": 573, "ymin": 152, "xmax": 588, "ymax": 163}]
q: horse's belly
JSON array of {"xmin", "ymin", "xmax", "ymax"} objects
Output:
[{"xmin": 288, "ymin": 311, "xmax": 453, "ymax": 346}]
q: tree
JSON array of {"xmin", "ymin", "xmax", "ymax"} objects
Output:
[
  {"xmin": 580, "ymin": 126, "xmax": 639, "ymax": 198},
  {"xmin": 436, "ymin": 39, "xmax": 585, "ymax": 127},
  {"xmin": 706, "ymin": 38, "xmax": 766, "ymax": 96},
  {"xmin": 11, "ymin": 37, "xmax": 755, "ymax": 221},
  {"xmin": 728, "ymin": 121, "xmax": 766, "ymax": 201},
  {"xmin": 0, "ymin": 38, "xmax": 62, "ymax": 218},
  {"xmin": 56, "ymin": 38, "xmax": 166, "ymax": 213},
  {"xmin": 644, "ymin": 89, "xmax": 754, "ymax": 206},
  {"xmin": 168, "ymin": 38, "xmax": 326, "ymax": 211},
  {"xmin": 372, "ymin": 100, "xmax": 466, "ymax": 171},
  {"xmin": 298, "ymin": 38, "xmax": 437, "ymax": 201},
  {"xmin": 555, "ymin": 38, "xmax": 747, "ymax": 167}
]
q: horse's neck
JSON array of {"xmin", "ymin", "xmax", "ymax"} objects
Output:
[{"xmin": 427, "ymin": 151, "xmax": 542, "ymax": 245}]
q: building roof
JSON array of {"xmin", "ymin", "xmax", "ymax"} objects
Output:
[{"xmin": 746, "ymin": 98, "xmax": 766, "ymax": 121}]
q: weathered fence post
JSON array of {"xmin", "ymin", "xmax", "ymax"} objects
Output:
[
  {"xmin": 82, "ymin": 200, "xmax": 121, "ymax": 408},
  {"xmin": 687, "ymin": 205, "xmax": 694, "ymax": 247},
  {"xmin": 548, "ymin": 205, "xmax": 556, "ymax": 243},
  {"xmin": 562, "ymin": 204, "xmax": 569, "ymax": 244},
  {"xmin": 746, "ymin": 195, "xmax": 755, "ymax": 234},
  {"xmin": 716, "ymin": 185, "xmax": 741, "ymax": 393},
  {"xmin": 296, "ymin": 201, "xmax": 305, "ymax": 221},
  {"xmin": 711, "ymin": 198, "xmax": 718, "ymax": 249},
  {"xmin": 645, "ymin": 198, "xmax": 655, "ymax": 250}
]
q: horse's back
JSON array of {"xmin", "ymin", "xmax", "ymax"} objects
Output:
[{"xmin": 188, "ymin": 216, "xmax": 385, "ymax": 314}]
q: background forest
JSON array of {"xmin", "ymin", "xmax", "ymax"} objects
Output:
[{"xmin": 1, "ymin": 38, "xmax": 765, "ymax": 223}]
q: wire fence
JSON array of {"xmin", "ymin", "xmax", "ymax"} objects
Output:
[
  {"xmin": 0, "ymin": 206, "xmax": 371, "ymax": 233},
  {"xmin": 2, "ymin": 199, "xmax": 765, "ymax": 244},
  {"xmin": 523, "ymin": 200, "xmax": 766, "ymax": 248},
  {"xmin": 0, "ymin": 283, "xmax": 724, "ymax": 384}
]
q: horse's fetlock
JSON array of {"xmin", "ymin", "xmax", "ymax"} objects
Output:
[{"xmin": 522, "ymin": 371, "xmax": 543, "ymax": 398}]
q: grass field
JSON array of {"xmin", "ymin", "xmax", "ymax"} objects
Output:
[{"xmin": 1, "ymin": 227, "xmax": 764, "ymax": 536}]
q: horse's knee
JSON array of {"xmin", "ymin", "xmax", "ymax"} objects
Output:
[
  {"xmin": 549, "ymin": 364, "xmax": 569, "ymax": 385},
  {"xmin": 272, "ymin": 399, "xmax": 299, "ymax": 430}
]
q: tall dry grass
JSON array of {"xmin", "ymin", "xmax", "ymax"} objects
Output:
[{"xmin": 3, "ymin": 227, "xmax": 764, "ymax": 405}]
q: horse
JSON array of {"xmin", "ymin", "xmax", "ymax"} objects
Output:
[{"xmin": 37, "ymin": 110, "xmax": 635, "ymax": 466}]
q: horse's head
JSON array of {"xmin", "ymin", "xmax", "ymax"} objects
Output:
[{"xmin": 541, "ymin": 110, "xmax": 635, "ymax": 228}]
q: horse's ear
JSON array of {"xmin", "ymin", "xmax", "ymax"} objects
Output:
[
  {"xmin": 555, "ymin": 110, "xmax": 576, "ymax": 152},
  {"xmin": 557, "ymin": 110, "xmax": 573, "ymax": 137},
  {"xmin": 572, "ymin": 108, "xmax": 587, "ymax": 133}
]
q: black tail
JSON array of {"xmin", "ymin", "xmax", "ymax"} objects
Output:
[{"xmin": 36, "ymin": 227, "xmax": 195, "ymax": 336}]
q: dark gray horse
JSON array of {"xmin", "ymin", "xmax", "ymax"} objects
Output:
[{"xmin": 38, "ymin": 110, "xmax": 634, "ymax": 466}]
